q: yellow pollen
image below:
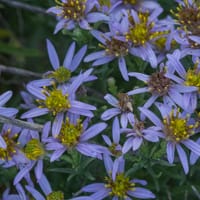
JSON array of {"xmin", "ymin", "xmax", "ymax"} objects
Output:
[
  {"xmin": 46, "ymin": 191, "xmax": 64, "ymax": 200},
  {"xmin": 46, "ymin": 66, "xmax": 71, "ymax": 83},
  {"xmin": 185, "ymin": 64, "xmax": 200, "ymax": 92},
  {"xmin": 163, "ymin": 109, "xmax": 197, "ymax": 142},
  {"xmin": 105, "ymin": 173, "xmax": 135, "ymax": 198},
  {"xmin": 24, "ymin": 139, "xmax": 45, "ymax": 160},
  {"xmin": 0, "ymin": 129, "xmax": 18, "ymax": 160},
  {"xmin": 58, "ymin": 118, "xmax": 83, "ymax": 147},
  {"xmin": 37, "ymin": 87, "xmax": 71, "ymax": 116}
]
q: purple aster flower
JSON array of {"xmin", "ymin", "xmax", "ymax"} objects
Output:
[
  {"xmin": 102, "ymin": 117, "xmax": 123, "ymax": 157},
  {"xmin": 122, "ymin": 113, "xmax": 161, "ymax": 153},
  {"xmin": 0, "ymin": 124, "xmax": 27, "ymax": 168},
  {"xmin": 25, "ymin": 174, "xmax": 64, "ymax": 200},
  {"xmin": 47, "ymin": 0, "xmax": 109, "ymax": 33},
  {"xmin": 101, "ymin": 93, "xmax": 134, "ymax": 128},
  {"xmin": 44, "ymin": 39, "xmax": 97, "ymax": 84},
  {"xmin": 190, "ymin": 137, "xmax": 200, "ymax": 165},
  {"xmin": 72, "ymin": 155, "xmax": 155, "ymax": 200},
  {"xmin": 84, "ymin": 13, "xmax": 130, "ymax": 81},
  {"xmin": 46, "ymin": 116, "xmax": 107, "ymax": 161},
  {"xmin": 0, "ymin": 90, "xmax": 18, "ymax": 117},
  {"xmin": 166, "ymin": 50, "xmax": 200, "ymax": 113},
  {"xmin": 139, "ymin": 103, "xmax": 200, "ymax": 174},
  {"xmin": 128, "ymin": 64, "xmax": 197, "ymax": 110},
  {"xmin": 13, "ymin": 122, "xmax": 52, "ymax": 185},
  {"xmin": 21, "ymin": 73, "xmax": 96, "ymax": 136},
  {"xmin": 122, "ymin": 7, "xmax": 166, "ymax": 67}
]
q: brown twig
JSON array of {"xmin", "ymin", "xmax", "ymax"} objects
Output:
[
  {"xmin": 0, "ymin": 0, "xmax": 54, "ymax": 17},
  {"xmin": 0, "ymin": 115, "xmax": 43, "ymax": 131}
]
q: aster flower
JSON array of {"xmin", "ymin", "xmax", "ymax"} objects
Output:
[
  {"xmin": 102, "ymin": 117, "xmax": 122, "ymax": 157},
  {"xmin": 84, "ymin": 13, "xmax": 131, "ymax": 81},
  {"xmin": 0, "ymin": 124, "xmax": 27, "ymax": 168},
  {"xmin": 47, "ymin": 0, "xmax": 109, "ymax": 33},
  {"xmin": 170, "ymin": 0, "xmax": 200, "ymax": 55},
  {"xmin": 128, "ymin": 64, "xmax": 197, "ymax": 110},
  {"xmin": 166, "ymin": 50, "xmax": 200, "ymax": 112},
  {"xmin": 71, "ymin": 155, "xmax": 155, "ymax": 200},
  {"xmin": 44, "ymin": 39, "xmax": 96, "ymax": 84},
  {"xmin": 21, "ymin": 73, "xmax": 96, "ymax": 136},
  {"xmin": 101, "ymin": 93, "xmax": 134, "ymax": 128},
  {"xmin": 46, "ymin": 116, "xmax": 107, "ymax": 161},
  {"xmin": 122, "ymin": 7, "xmax": 167, "ymax": 67},
  {"xmin": 25, "ymin": 174, "xmax": 64, "ymax": 200},
  {"xmin": 122, "ymin": 114, "xmax": 161, "ymax": 154},
  {"xmin": 0, "ymin": 90, "xmax": 18, "ymax": 117},
  {"xmin": 139, "ymin": 103, "xmax": 200, "ymax": 174},
  {"xmin": 13, "ymin": 122, "xmax": 52, "ymax": 185}
]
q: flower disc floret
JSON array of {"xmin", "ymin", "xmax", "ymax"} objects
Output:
[
  {"xmin": 148, "ymin": 71, "xmax": 171, "ymax": 96},
  {"xmin": 46, "ymin": 191, "xmax": 64, "ymax": 200},
  {"xmin": 58, "ymin": 119, "xmax": 83, "ymax": 147},
  {"xmin": 24, "ymin": 139, "xmax": 45, "ymax": 160},
  {"xmin": 38, "ymin": 88, "xmax": 71, "ymax": 115},
  {"xmin": 126, "ymin": 12, "xmax": 164, "ymax": 46},
  {"xmin": 0, "ymin": 129, "xmax": 18, "ymax": 160},
  {"xmin": 118, "ymin": 93, "xmax": 133, "ymax": 112},
  {"xmin": 163, "ymin": 109, "xmax": 197, "ymax": 142},
  {"xmin": 47, "ymin": 66, "xmax": 71, "ymax": 83},
  {"xmin": 185, "ymin": 67, "xmax": 200, "ymax": 91},
  {"xmin": 55, "ymin": 0, "xmax": 86, "ymax": 21},
  {"xmin": 101, "ymin": 38, "xmax": 129, "ymax": 57},
  {"xmin": 105, "ymin": 173, "xmax": 135, "ymax": 198},
  {"xmin": 123, "ymin": 0, "xmax": 137, "ymax": 5}
]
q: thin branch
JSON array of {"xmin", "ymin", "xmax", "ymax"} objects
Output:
[
  {"xmin": 0, "ymin": 115, "xmax": 43, "ymax": 132},
  {"xmin": 0, "ymin": 0, "xmax": 54, "ymax": 17},
  {"xmin": 0, "ymin": 64, "xmax": 43, "ymax": 78}
]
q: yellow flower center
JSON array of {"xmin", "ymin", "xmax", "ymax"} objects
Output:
[
  {"xmin": 46, "ymin": 191, "xmax": 64, "ymax": 200},
  {"xmin": 123, "ymin": 0, "xmax": 137, "ymax": 5},
  {"xmin": 108, "ymin": 143, "xmax": 122, "ymax": 156},
  {"xmin": 55, "ymin": 0, "xmax": 86, "ymax": 21},
  {"xmin": 126, "ymin": 12, "xmax": 165, "ymax": 46},
  {"xmin": 185, "ymin": 66, "xmax": 200, "ymax": 91},
  {"xmin": 58, "ymin": 118, "xmax": 83, "ymax": 147},
  {"xmin": 163, "ymin": 109, "xmax": 197, "ymax": 142},
  {"xmin": 105, "ymin": 173, "xmax": 135, "ymax": 198},
  {"xmin": 0, "ymin": 129, "xmax": 18, "ymax": 160},
  {"xmin": 37, "ymin": 88, "xmax": 71, "ymax": 116},
  {"xmin": 47, "ymin": 66, "xmax": 71, "ymax": 83},
  {"xmin": 99, "ymin": 0, "xmax": 111, "ymax": 7},
  {"xmin": 24, "ymin": 139, "xmax": 45, "ymax": 160}
]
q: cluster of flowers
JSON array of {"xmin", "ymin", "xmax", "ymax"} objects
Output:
[{"xmin": 1, "ymin": 0, "xmax": 200, "ymax": 199}]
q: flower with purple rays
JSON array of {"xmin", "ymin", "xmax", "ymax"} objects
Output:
[
  {"xmin": 0, "ymin": 124, "xmax": 27, "ymax": 168},
  {"xmin": 21, "ymin": 73, "xmax": 96, "ymax": 136},
  {"xmin": 44, "ymin": 39, "xmax": 96, "ymax": 84},
  {"xmin": 122, "ymin": 113, "xmax": 161, "ymax": 154},
  {"xmin": 0, "ymin": 91, "xmax": 18, "ymax": 117},
  {"xmin": 84, "ymin": 13, "xmax": 131, "ymax": 81},
  {"xmin": 46, "ymin": 116, "xmax": 107, "ymax": 161},
  {"xmin": 128, "ymin": 64, "xmax": 197, "ymax": 110},
  {"xmin": 139, "ymin": 102, "xmax": 200, "ymax": 174},
  {"xmin": 101, "ymin": 93, "xmax": 134, "ymax": 128},
  {"xmin": 118, "ymin": 7, "xmax": 170, "ymax": 67},
  {"xmin": 13, "ymin": 122, "xmax": 52, "ymax": 185},
  {"xmin": 71, "ymin": 155, "xmax": 155, "ymax": 200},
  {"xmin": 102, "ymin": 117, "xmax": 122, "ymax": 157},
  {"xmin": 166, "ymin": 50, "xmax": 200, "ymax": 113},
  {"xmin": 25, "ymin": 174, "xmax": 64, "ymax": 200},
  {"xmin": 47, "ymin": 0, "xmax": 109, "ymax": 33}
]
